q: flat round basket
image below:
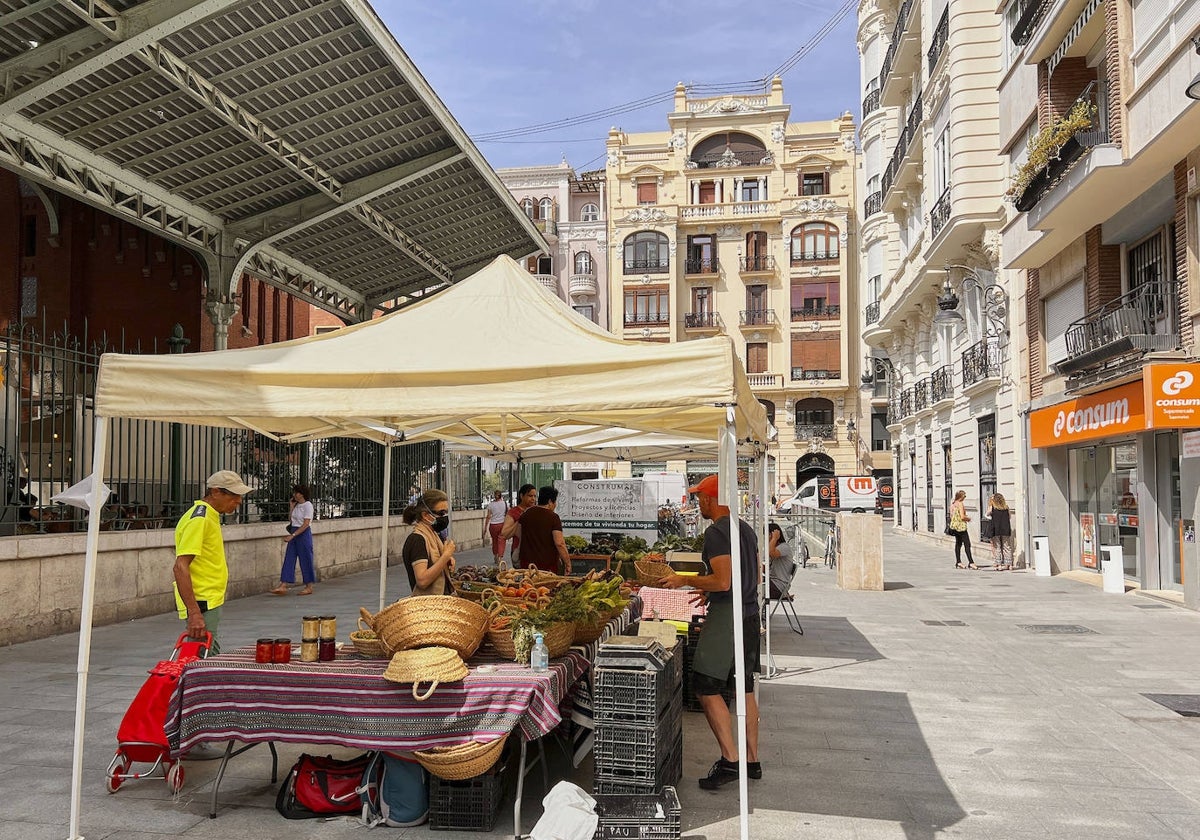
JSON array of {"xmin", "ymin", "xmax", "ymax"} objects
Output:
[
  {"xmin": 383, "ymin": 646, "xmax": 468, "ymax": 700},
  {"xmin": 571, "ymin": 607, "xmax": 621, "ymax": 645},
  {"xmin": 634, "ymin": 560, "xmax": 672, "ymax": 586},
  {"xmin": 413, "ymin": 736, "xmax": 507, "ymax": 781},
  {"xmin": 349, "ymin": 621, "xmax": 389, "ymax": 658},
  {"xmin": 486, "ymin": 620, "xmax": 575, "ymax": 662},
  {"xmin": 362, "ymin": 596, "xmax": 489, "ymax": 658}
]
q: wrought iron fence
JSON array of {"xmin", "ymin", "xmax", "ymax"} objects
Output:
[
  {"xmin": 879, "ymin": 0, "xmax": 916, "ymax": 88},
  {"xmin": 683, "ymin": 312, "xmax": 722, "ymax": 329},
  {"xmin": 0, "ymin": 319, "xmax": 480, "ymax": 536},
  {"xmin": 624, "ymin": 311, "xmax": 671, "ymax": 325},
  {"xmin": 739, "ymin": 309, "xmax": 776, "ymax": 326},
  {"xmin": 887, "ymin": 393, "xmax": 902, "ymax": 425},
  {"xmin": 865, "ymin": 300, "xmax": 881, "ymax": 326},
  {"xmin": 913, "ymin": 378, "xmax": 930, "ymax": 412},
  {"xmin": 927, "ymin": 6, "xmax": 949, "ymax": 73},
  {"xmin": 1063, "ymin": 280, "xmax": 1180, "ymax": 361},
  {"xmin": 685, "ymin": 257, "xmax": 719, "ymax": 274},
  {"xmin": 882, "ymin": 95, "xmax": 922, "ymax": 196},
  {"xmin": 623, "ymin": 259, "xmax": 670, "ymax": 275},
  {"xmin": 899, "ymin": 388, "xmax": 914, "ymax": 418},
  {"xmin": 864, "ymin": 191, "xmax": 882, "ymax": 218},
  {"xmin": 794, "ymin": 424, "xmax": 834, "ymax": 441},
  {"xmin": 930, "ymin": 365, "xmax": 953, "ymax": 402},
  {"xmin": 962, "ymin": 338, "xmax": 1001, "ymax": 386},
  {"xmin": 791, "ymin": 304, "xmax": 841, "ymax": 321},
  {"xmin": 1012, "ymin": 0, "xmax": 1051, "ymax": 46},
  {"xmin": 862, "ymin": 88, "xmax": 880, "ymax": 119},
  {"xmin": 739, "ymin": 255, "xmax": 775, "ymax": 272},
  {"xmin": 930, "ymin": 187, "xmax": 951, "ymax": 239}
]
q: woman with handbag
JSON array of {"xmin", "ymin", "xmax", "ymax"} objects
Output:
[
  {"xmin": 987, "ymin": 493, "xmax": 1014, "ymax": 570},
  {"xmin": 948, "ymin": 490, "xmax": 977, "ymax": 569}
]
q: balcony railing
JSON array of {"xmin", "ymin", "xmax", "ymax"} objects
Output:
[
  {"xmin": 623, "ymin": 311, "xmax": 670, "ymax": 326},
  {"xmin": 683, "ymin": 311, "xmax": 723, "ymax": 330},
  {"xmin": 688, "ymin": 148, "xmax": 773, "ymax": 169},
  {"xmin": 568, "ymin": 273, "xmax": 597, "ymax": 297},
  {"xmin": 791, "ymin": 367, "xmax": 840, "ymax": 382},
  {"xmin": 747, "ymin": 373, "xmax": 783, "ymax": 389},
  {"xmin": 881, "ymin": 94, "xmax": 922, "ymax": 197},
  {"xmin": 930, "ymin": 365, "xmax": 953, "ymax": 403},
  {"xmin": 1057, "ymin": 281, "xmax": 1180, "ymax": 375},
  {"xmin": 1012, "ymin": 0, "xmax": 1051, "ymax": 47},
  {"xmin": 681, "ymin": 201, "xmax": 775, "ymax": 220},
  {"xmin": 739, "ymin": 255, "xmax": 775, "ymax": 272},
  {"xmin": 887, "ymin": 393, "xmax": 903, "ymax": 425},
  {"xmin": 739, "ymin": 309, "xmax": 777, "ymax": 327},
  {"xmin": 899, "ymin": 388, "xmax": 914, "ymax": 418},
  {"xmin": 795, "ymin": 424, "xmax": 835, "ymax": 441},
  {"xmin": 1013, "ymin": 83, "xmax": 1108, "ymax": 213},
  {"xmin": 685, "ymin": 257, "xmax": 719, "ymax": 274},
  {"xmin": 864, "ymin": 191, "xmax": 882, "ymax": 218},
  {"xmin": 533, "ymin": 274, "xmax": 558, "ymax": 293},
  {"xmin": 962, "ymin": 338, "xmax": 1001, "ymax": 387},
  {"xmin": 534, "ymin": 218, "xmax": 557, "ymax": 236},
  {"xmin": 862, "ymin": 88, "xmax": 880, "ymax": 119},
  {"xmin": 879, "ymin": 0, "xmax": 916, "ymax": 87},
  {"xmin": 927, "ymin": 6, "xmax": 948, "ymax": 73},
  {"xmin": 913, "ymin": 378, "xmax": 930, "ymax": 413},
  {"xmin": 930, "ymin": 187, "xmax": 951, "ymax": 239},
  {"xmin": 791, "ymin": 304, "xmax": 841, "ymax": 321},
  {"xmin": 865, "ymin": 299, "xmax": 881, "ymax": 326},
  {"xmin": 623, "ymin": 259, "xmax": 670, "ymax": 275},
  {"xmin": 789, "ymin": 249, "xmax": 840, "ymax": 265}
]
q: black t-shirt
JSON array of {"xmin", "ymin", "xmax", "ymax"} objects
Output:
[
  {"xmin": 702, "ymin": 516, "xmax": 760, "ymax": 609},
  {"xmin": 518, "ymin": 506, "xmax": 563, "ymax": 572}
]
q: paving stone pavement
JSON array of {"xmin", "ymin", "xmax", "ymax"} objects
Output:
[{"xmin": 2, "ymin": 529, "xmax": 1200, "ymax": 840}]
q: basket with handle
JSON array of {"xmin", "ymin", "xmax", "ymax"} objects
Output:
[
  {"xmin": 360, "ymin": 596, "xmax": 489, "ymax": 659},
  {"xmin": 349, "ymin": 615, "xmax": 390, "ymax": 658},
  {"xmin": 486, "ymin": 619, "xmax": 575, "ymax": 662},
  {"xmin": 571, "ymin": 606, "xmax": 622, "ymax": 645},
  {"xmin": 413, "ymin": 736, "xmax": 507, "ymax": 781},
  {"xmin": 382, "ymin": 647, "xmax": 468, "ymax": 700},
  {"xmin": 634, "ymin": 560, "xmax": 672, "ymax": 586}
]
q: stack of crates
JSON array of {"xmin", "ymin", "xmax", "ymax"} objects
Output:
[
  {"xmin": 592, "ymin": 636, "xmax": 683, "ymax": 795},
  {"xmin": 592, "ymin": 786, "xmax": 681, "ymax": 840},
  {"xmin": 428, "ymin": 754, "xmax": 507, "ymax": 831}
]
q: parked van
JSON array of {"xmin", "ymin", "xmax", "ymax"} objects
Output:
[
  {"xmin": 782, "ymin": 476, "xmax": 879, "ymax": 512},
  {"xmin": 639, "ymin": 471, "xmax": 690, "ymax": 507}
]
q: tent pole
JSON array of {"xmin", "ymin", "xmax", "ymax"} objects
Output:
[
  {"xmin": 722, "ymin": 412, "xmax": 750, "ymax": 840},
  {"xmin": 758, "ymin": 454, "xmax": 773, "ymax": 678},
  {"xmin": 379, "ymin": 443, "xmax": 392, "ymax": 612},
  {"xmin": 68, "ymin": 415, "xmax": 110, "ymax": 840}
]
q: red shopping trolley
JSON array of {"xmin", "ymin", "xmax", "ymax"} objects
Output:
[{"xmin": 105, "ymin": 631, "xmax": 212, "ymax": 793}]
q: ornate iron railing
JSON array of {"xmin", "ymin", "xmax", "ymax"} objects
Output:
[
  {"xmin": 927, "ymin": 6, "xmax": 949, "ymax": 73},
  {"xmin": 623, "ymin": 258, "xmax": 670, "ymax": 275},
  {"xmin": 795, "ymin": 424, "xmax": 835, "ymax": 441},
  {"xmin": 791, "ymin": 367, "xmax": 840, "ymax": 381},
  {"xmin": 1059, "ymin": 280, "xmax": 1180, "ymax": 373},
  {"xmin": 1012, "ymin": 0, "xmax": 1052, "ymax": 46},
  {"xmin": 739, "ymin": 255, "xmax": 775, "ymax": 272},
  {"xmin": 879, "ymin": 0, "xmax": 916, "ymax": 87},
  {"xmin": 930, "ymin": 187, "xmax": 951, "ymax": 239},
  {"xmin": 865, "ymin": 300, "xmax": 881, "ymax": 326},
  {"xmin": 887, "ymin": 392, "xmax": 903, "ymax": 425},
  {"xmin": 862, "ymin": 88, "xmax": 881, "ymax": 119},
  {"xmin": 913, "ymin": 378, "xmax": 930, "ymax": 412},
  {"xmin": 930, "ymin": 365, "xmax": 953, "ymax": 402},
  {"xmin": 864, "ymin": 191, "xmax": 882, "ymax": 218},
  {"xmin": 685, "ymin": 257, "xmax": 719, "ymax": 274},
  {"xmin": 739, "ymin": 309, "xmax": 777, "ymax": 326},
  {"xmin": 790, "ymin": 249, "xmax": 840, "ymax": 264},
  {"xmin": 624, "ymin": 311, "xmax": 670, "ymax": 325},
  {"xmin": 882, "ymin": 94, "xmax": 922, "ymax": 196},
  {"xmin": 899, "ymin": 388, "xmax": 914, "ymax": 418},
  {"xmin": 791, "ymin": 304, "xmax": 841, "ymax": 321},
  {"xmin": 683, "ymin": 312, "xmax": 722, "ymax": 329},
  {"xmin": 962, "ymin": 338, "xmax": 1001, "ymax": 386}
]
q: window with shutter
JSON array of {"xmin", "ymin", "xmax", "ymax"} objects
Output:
[
  {"xmin": 636, "ymin": 182, "xmax": 657, "ymax": 205},
  {"xmin": 1042, "ymin": 277, "xmax": 1086, "ymax": 365},
  {"xmin": 746, "ymin": 342, "xmax": 768, "ymax": 374}
]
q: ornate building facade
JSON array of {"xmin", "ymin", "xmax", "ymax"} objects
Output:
[{"xmin": 603, "ymin": 80, "xmax": 861, "ymax": 493}]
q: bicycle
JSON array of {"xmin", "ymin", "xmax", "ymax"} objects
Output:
[{"xmin": 823, "ymin": 523, "xmax": 838, "ymax": 569}]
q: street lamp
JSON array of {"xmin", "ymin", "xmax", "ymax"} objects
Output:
[
  {"xmin": 1186, "ymin": 37, "xmax": 1200, "ymax": 100},
  {"xmin": 933, "ymin": 264, "xmax": 1009, "ymax": 337},
  {"xmin": 860, "ymin": 355, "xmax": 898, "ymax": 389}
]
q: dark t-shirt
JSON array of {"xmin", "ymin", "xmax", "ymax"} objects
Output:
[
  {"xmin": 518, "ymin": 506, "xmax": 563, "ymax": 572},
  {"xmin": 401, "ymin": 532, "xmax": 448, "ymax": 596},
  {"xmin": 702, "ymin": 516, "xmax": 760, "ymax": 610}
]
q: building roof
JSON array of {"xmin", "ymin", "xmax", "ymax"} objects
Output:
[{"xmin": 0, "ymin": 0, "xmax": 546, "ymax": 322}]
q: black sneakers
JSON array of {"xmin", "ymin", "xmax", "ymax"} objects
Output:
[
  {"xmin": 747, "ymin": 761, "xmax": 762, "ymax": 779},
  {"xmin": 700, "ymin": 758, "xmax": 763, "ymax": 788}
]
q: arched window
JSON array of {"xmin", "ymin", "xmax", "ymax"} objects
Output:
[
  {"xmin": 794, "ymin": 397, "xmax": 834, "ymax": 426},
  {"xmin": 623, "ymin": 231, "xmax": 669, "ymax": 274},
  {"xmin": 758, "ymin": 399, "xmax": 776, "ymax": 427},
  {"xmin": 539, "ymin": 197, "xmax": 554, "ymax": 221},
  {"xmin": 520, "ymin": 198, "xmax": 534, "ymax": 219},
  {"xmin": 790, "ymin": 222, "xmax": 840, "ymax": 263},
  {"xmin": 574, "ymin": 251, "xmax": 593, "ymax": 275},
  {"xmin": 580, "ymin": 203, "xmax": 599, "ymax": 222},
  {"xmin": 689, "ymin": 131, "xmax": 767, "ymax": 169}
]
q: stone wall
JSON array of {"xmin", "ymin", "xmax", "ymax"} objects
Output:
[{"xmin": 0, "ymin": 510, "xmax": 486, "ymax": 646}]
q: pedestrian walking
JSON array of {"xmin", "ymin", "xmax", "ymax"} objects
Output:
[
  {"xmin": 271, "ymin": 484, "xmax": 316, "ymax": 595},
  {"xmin": 948, "ymin": 489, "xmax": 977, "ymax": 570},
  {"xmin": 482, "ymin": 490, "xmax": 509, "ymax": 563},
  {"xmin": 987, "ymin": 493, "xmax": 1014, "ymax": 570}
]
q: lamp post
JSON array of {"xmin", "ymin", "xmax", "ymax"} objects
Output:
[
  {"xmin": 1186, "ymin": 36, "xmax": 1200, "ymax": 100},
  {"xmin": 933, "ymin": 264, "xmax": 1009, "ymax": 337}
]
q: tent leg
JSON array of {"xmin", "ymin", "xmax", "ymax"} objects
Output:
[
  {"xmin": 380, "ymin": 443, "xmax": 392, "ymax": 612},
  {"xmin": 720, "ymin": 413, "xmax": 750, "ymax": 840},
  {"xmin": 68, "ymin": 416, "xmax": 109, "ymax": 840}
]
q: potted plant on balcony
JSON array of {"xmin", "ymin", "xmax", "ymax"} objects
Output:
[{"xmin": 1007, "ymin": 99, "xmax": 1097, "ymax": 212}]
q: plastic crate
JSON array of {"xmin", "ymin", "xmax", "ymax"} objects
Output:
[
  {"xmin": 594, "ymin": 733, "xmax": 681, "ymax": 795},
  {"xmin": 593, "ymin": 698, "xmax": 681, "ymax": 777},
  {"xmin": 592, "ymin": 786, "xmax": 681, "ymax": 840},
  {"xmin": 593, "ymin": 668, "xmax": 672, "ymax": 725},
  {"xmin": 428, "ymin": 760, "xmax": 506, "ymax": 832}
]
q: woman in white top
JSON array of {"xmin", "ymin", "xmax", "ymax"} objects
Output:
[
  {"xmin": 271, "ymin": 484, "xmax": 316, "ymax": 596},
  {"xmin": 482, "ymin": 490, "xmax": 509, "ymax": 562}
]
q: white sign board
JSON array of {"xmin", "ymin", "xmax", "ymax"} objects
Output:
[
  {"xmin": 1182, "ymin": 430, "xmax": 1200, "ymax": 460},
  {"xmin": 554, "ymin": 479, "xmax": 658, "ymax": 542}
]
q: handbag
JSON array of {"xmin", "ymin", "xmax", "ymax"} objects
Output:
[
  {"xmin": 276, "ymin": 753, "xmax": 373, "ymax": 819},
  {"xmin": 980, "ymin": 517, "xmax": 995, "ymax": 541},
  {"xmin": 944, "ymin": 523, "xmax": 955, "ymax": 537}
]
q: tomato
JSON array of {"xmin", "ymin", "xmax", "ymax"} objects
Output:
[{"xmin": 504, "ymin": 587, "xmax": 518, "ymax": 597}]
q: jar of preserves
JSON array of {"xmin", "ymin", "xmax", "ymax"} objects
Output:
[
  {"xmin": 272, "ymin": 638, "xmax": 292, "ymax": 664},
  {"xmin": 318, "ymin": 615, "xmax": 337, "ymax": 638},
  {"xmin": 318, "ymin": 637, "xmax": 336, "ymax": 662},
  {"xmin": 300, "ymin": 637, "xmax": 319, "ymax": 663},
  {"xmin": 255, "ymin": 638, "xmax": 274, "ymax": 663},
  {"xmin": 301, "ymin": 615, "xmax": 321, "ymax": 638}
]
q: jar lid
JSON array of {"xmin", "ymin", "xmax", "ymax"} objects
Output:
[
  {"xmin": 301, "ymin": 637, "xmax": 318, "ymax": 643},
  {"xmin": 274, "ymin": 638, "xmax": 292, "ymax": 644},
  {"xmin": 256, "ymin": 638, "xmax": 274, "ymax": 644},
  {"xmin": 302, "ymin": 615, "xmax": 320, "ymax": 621},
  {"xmin": 319, "ymin": 615, "xmax": 336, "ymax": 620}
]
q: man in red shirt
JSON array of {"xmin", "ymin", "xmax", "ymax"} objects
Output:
[{"xmin": 508, "ymin": 486, "xmax": 571, "ymax": 574}]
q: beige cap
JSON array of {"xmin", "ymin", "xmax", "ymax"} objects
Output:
[{"xmin": 206, "ymin": 470, "xmax": 253, "ymax": 495}]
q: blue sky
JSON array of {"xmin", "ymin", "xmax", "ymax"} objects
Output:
[{"xmin": 381, "ymin": 0, "xmax": 861, "ymax": 171}]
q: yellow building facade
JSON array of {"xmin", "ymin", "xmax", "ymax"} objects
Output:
[{"xmin": 604, "ymin": 80, "xmax": 862, "ymax": 493}]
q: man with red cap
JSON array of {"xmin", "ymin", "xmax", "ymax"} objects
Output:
[{"xmin": 661, "ymin": 474, "xmax": 761, "ymax": 789}]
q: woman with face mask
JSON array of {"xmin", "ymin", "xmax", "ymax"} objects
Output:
[{"xmin": 400, "ymin": 488, "xmax": 456, "ymax": 597}]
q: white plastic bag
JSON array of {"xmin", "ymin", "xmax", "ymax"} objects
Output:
[{"xmin": 529, "ymin": 781, "xmax": 598, "ymax": 840}]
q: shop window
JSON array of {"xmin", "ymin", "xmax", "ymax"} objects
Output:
[{"xmin": 801, "ymin": 172, "xmax": 829, "ymax": 196}]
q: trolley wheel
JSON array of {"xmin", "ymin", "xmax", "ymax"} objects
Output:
[
  {"xmin": 166, "ymin": 762, "xmax": 185, "ymax": 793},
  {"xmin": 106, "ymin": 753, "xmax": 130, "ymax": 794}
]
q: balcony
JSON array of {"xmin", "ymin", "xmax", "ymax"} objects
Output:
[
  {"xmin": 962, "ymin": 338, "xmax": 1002, "ymax": 393},
  {"xmin": 739, "ymin": 309, "xmax": 778, "ymax": 328},
  {"xmin": 685, "ymin": 257, "xmax": 719, "ymax": 275},
  {"xmin": 887, "ymin": 393, "xmax": 903, "ymax": 426},
  {"xmin": 881, "ymin": 95, "xmax": 922, "ymax": 205},
  {"xmin": 929, "ymin": 187, "xmax": 951, "ymax": 240},
  {"xmin": 1055, "ymin": 281, "xmax": 1180, "ymax": 377},
  {"xmin": 683, "ymin": 311, "xmax": 723, "ymax": 332},
  {"xmin": 865, "ymin": 300, "xmax": 881, "ymax": 326},
  {"xmin": 623, "ymin": 311, "xmax": 670, "ymax": 327},
  {"xmin": 864, "ymin": 191, "xmax": 882, "ymax": 219},
  {"xmin": 747, "ymin": 373, "xmax": 783, "ymax": 389},
  {"xmin": 534, "ymin": 218, "xmax": 557, "ymax": 236},
  {"xmin": 680, "ymin": 200, "xmax": 776, "ymax": 221},
  {"xmin": 568, "ymin": 273, "xmax": 597, "ymax": 298},
  {"xmin": 789, "ymin": 249, "xmax": 840, "ymax": 266},
  {"xmin": 1012, "ymin": 83, "xmax": 1108, "ymax": 214},
  {"xmin": 791, "ymin": 304, "xmax": 841, "ymax": 321},
  {"xmin": 795, "ymin": 424, "xmax": 835, "ymax": 442},
  {"xmin": 791, "ymin": 367, "xmax": 841, "ymax": 382},
  {"xmin": 739, "ymin": 255, "xmax": 775, "ymax": 273},
  {"xmin": 913, "ymin": 378, "xmax": 930, "ymax": 414},
  {"xmin": 930, "ymin": 365, "xmax": 954, "ymax": 406},
  {"xmin": 533, "ymin": 274, "xmax": 558, "ymax": 293},
  {"xmin": 623, "ymin": 259, "xmax": 670, "ymax": 275},
  {"xmin": 879, "ymin": 0, "xmax": 919, "ymax": 107},
  {"xmin": 1011, "ymin": 0, "xmax": 1051, "ymax": 47},
  {"xmin": 862, "ymin": 88, "xmax": 881, "ymax": 120},
  {"xmin": 927, "ymin": 6, "xmax": 948, "ymax": 74}
]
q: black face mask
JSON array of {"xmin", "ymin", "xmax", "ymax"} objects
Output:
[{"xmin": 430, "ymin": 513, "xmax": 450, "ymax": 533}]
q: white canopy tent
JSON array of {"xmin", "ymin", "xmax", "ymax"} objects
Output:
[{"xmin": 72, "ymin": 255, "xmax": 769, "ymax": 839}]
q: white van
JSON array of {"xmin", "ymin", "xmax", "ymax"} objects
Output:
[
  {"xmin": 783, "ymin": 476, "xmax": 879, "ymax": 512},
  {"xmin": 639, "ymin": 471, "xmax": 690, "ymax": 508}
]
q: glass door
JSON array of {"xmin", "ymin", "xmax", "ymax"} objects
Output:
[
  {"xmin": 1068, "ymin": 447, "xmax": 1099, "ymax": 569},
  {"xmin": 1071, "ymin": 442, "xmax": 1140, "ymax": 577},
  {"xmin": 1156, "ymin": 432, "xmax": 1182, "ymax": 590}
]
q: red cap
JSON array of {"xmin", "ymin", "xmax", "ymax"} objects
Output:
[{"xmin": 687, "ymin": 474, "xmax": 720, "ymax": 498}]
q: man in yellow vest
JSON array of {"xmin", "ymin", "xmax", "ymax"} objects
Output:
[{"xmin": 173, "ymin": 470, "xmax": 252, "ymax": 653}]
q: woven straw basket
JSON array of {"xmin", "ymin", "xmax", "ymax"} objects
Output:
[
  {"xmin": 361, "ymin": 596, "xmax": 488, "ymax": 659},
  {"xmin": 349, "ymin": 619, "xmax": 389, "ymax": 658},
  {"xmin": 413, "ymin": 736, "xmax": 507, "ymax": 781},
  {"xmin": 383, "ymin": 646, "xmax": 468, "ymax": 700},
  {"xmin": 634, "ymin": 560, "xmax": 672, "ymax": 586},
  {"xmin": 486, "ymin": 620, "xmax": 575, "ymax": 662},
  {"xmin": 571, "ymin": 607, "xmax": 621, "ymax": 645}
]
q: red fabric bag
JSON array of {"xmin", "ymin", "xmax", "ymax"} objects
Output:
[{"xmin": 275, "ymin": 753, "xmax": 371, "ymax": 819}]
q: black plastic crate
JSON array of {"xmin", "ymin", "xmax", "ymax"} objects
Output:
[
  {"xmin": 593, "ymin": 698, "xmax": 681, "ymax": 776},
  {"xmin": 592, "ymin": 786, "xmax": 681, "ymax": 840},
  {"xmin": 594, "ymin": 735, "xmax": 681, "ymax": 795},
  {"xmin": 428, "ymin": 760, "xmax": 506, "ymax": 832},
  {"xmin": 594, "ymin": 669, "xmax": 672, "ymax": 725}
]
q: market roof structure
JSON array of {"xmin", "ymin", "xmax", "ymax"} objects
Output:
[{"xmin": 0, "ymin": 0, "xmax": 546, "ymax": 322}]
